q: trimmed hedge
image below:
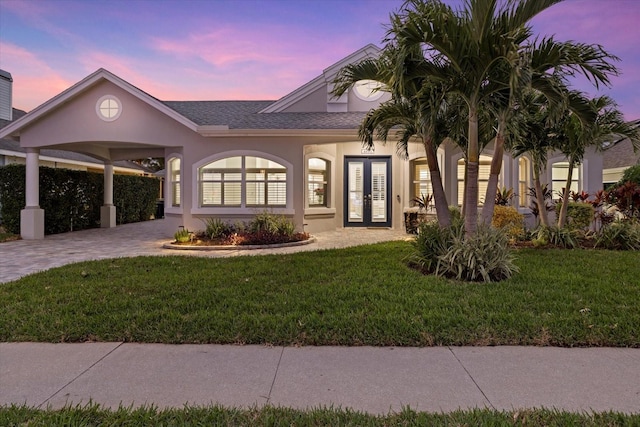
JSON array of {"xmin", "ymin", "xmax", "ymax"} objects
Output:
[
  {"xmin": 0, "ymin": 164, "xmax": 159, "ymax": 235},
  {"xmin": 555, "ymin": 201, "xmax": 594, "ymax": 230}
]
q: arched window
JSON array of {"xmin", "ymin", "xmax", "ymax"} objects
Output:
[
  {"xmin": 457, "ymin": 155, "xmax": 493, "ymax": 206},
  {"xmin": 168, "ymin": 157, "xmax": 181, "ymax": 207},
  {"xmin": 307, "ymin": 158, "xmax": 329, "ymax": 207},
  {"xmin": 199, "ymin": 156, "xmax": 287, "ymax": 207}
]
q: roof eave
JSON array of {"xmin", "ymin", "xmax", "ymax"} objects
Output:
[{"xmin": 197, "ymin": 127, "xmax": 360, "ymax": 138}]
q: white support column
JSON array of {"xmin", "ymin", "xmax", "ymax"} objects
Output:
[
  {"xmin": 20, "ymin": 148, "xmax": 45, "ymax": 239},
  {"xmin": 100, "ymin": 161, "xmax": 116, "ymax": 228}
]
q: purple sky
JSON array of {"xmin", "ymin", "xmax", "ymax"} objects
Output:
[{"xmin": 1, "ymin": 0, "xmax": 638, "ymax": 120}]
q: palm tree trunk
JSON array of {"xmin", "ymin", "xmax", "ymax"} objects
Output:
[
  {"xmin": 533, "ymin": 161, "xmax": 550, "ymax": 227},
  {"xmin": 481, "ymin": 120, "xmax": 506, "ymax": 225},
  {"xmin": 465, "ymin": 107, "xmax": 480, "ymax": 235},
  {"xmin": 557, "ymin": 157, "xmax": 575, "ymax": 227},
  {"xmin": 423, "ymin": 137, "xmax": 451, "ymax": 227}
]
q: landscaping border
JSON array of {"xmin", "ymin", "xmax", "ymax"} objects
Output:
[{"xmin": 162, "ymin": 236, "xmax": 316, "ymax": 251}]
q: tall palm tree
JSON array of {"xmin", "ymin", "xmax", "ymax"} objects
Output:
[
  {"xmin": 391, "ymin": 0, "xmax": 564, "ymax": 235},
  {"xmin": 391, "ymin": 0, "xmax": 621, "ymax": 235},
  {"xmin": 479, "ymin": 35, "xmax": 619, "ymax": 225},
  {"xmin": 510, "ymin": 90, "xmax": 565, "ymax": 227},
  {"xmin": 332, "ymin": 45, "xmax": 454, "ymax": 227}
]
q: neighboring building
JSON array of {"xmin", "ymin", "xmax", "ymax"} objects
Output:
[
  {"xmin": 0, "ymin": 46, "xmax": 606, "ymax": 239},
  {"xmin": 602, "ymin": 119, "xmax": 640, "ymax": 187}
]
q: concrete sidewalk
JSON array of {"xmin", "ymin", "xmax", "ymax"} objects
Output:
[{"xmin": 1, "ymin": 343, "xmax": 639, "ymax": 414}]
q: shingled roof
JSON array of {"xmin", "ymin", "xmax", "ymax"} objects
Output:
[
  {"xmin": 162, "ymin": 101, "xmax": 367, "ymax": 130},
  {"xmin": 602, "ymin": 119, "xmax": 640, "ymax": 169}
]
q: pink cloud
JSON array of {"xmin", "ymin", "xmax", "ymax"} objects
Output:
[
  {"xmin": 1, "ymin": 0, "xmax": 81, "ymax": 46},
  {"xmin": 0, "ymin": 42, "xmax": 73, "ymax": 111}
]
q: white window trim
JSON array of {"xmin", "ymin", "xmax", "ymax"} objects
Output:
[
  {"xmin": 191, "ymin": 150, "xmax": 294, "ymax": 215},
  {"xmin": 96, "ymin": 95, "xmax": 122, "ymax": 122},
  {"xmin": 548, "ymin": 156, "xmax": 582, "ymax": 196},
  {"xmin": 304, "ymin": 152, "xmax": 336, "ymax": 215},
  {"xmin": 165, "ymin": 154, "xmax": 183, "ymax": 214},
  {"xmin": 454, "ymin": 152, "xmax": 499, "ymax": 207}
]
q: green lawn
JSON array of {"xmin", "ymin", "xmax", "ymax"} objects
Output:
[
  {"xmin": 1, "ymin": 404, "xmax": 638, "ymax": 426},
  {"xmin": 1, "ymin": 241, "xmax": 639, "ymax": 346}
]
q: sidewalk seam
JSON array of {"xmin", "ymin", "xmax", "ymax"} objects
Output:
[
  {"xmin": 38, "ymin": 342, "xmax": 125, "ymax": 409},
  {"xmin": 265, "ymin": 346, "xmax": 285, "ymax": 404},
  {"xmin": 448, "ymin": 346, "xmax": 495, "ymax": 410}
]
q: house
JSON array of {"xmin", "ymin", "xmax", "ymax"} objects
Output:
[
  {"xmin": 602, "ymin": 119, "xmax": 640, "ymax": 187},
  {"xmin": 0, "ymin": 45, "xmax": 605, "ymax": 239}
]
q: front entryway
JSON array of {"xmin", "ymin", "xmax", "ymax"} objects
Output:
[{"xmin": 344, "ymin": 156, "xmax": 391, "ymax": 227}]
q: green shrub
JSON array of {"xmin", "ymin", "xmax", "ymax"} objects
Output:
[
  {"xmin": 204, "ymin": 217, "xmax": 234, "ymax": 239},
  {"xmin": 594, "ymin": 220, "xmax": 640, "ymax": 250},
  {"xmin": 0, "ymin": 164, "xmax": 158, "ymax": 235},
  {"xmin": 620, "ymin": 164, "xmax": 640, "ymax": 186},
  {"xmin": 555, "ymin": 202, "xmax": 595, "ymax": 230},
  {"xmin": 492, "ymin": 205, "xmax": 524, "ymax": 240},
  {"xmin": 249, "ymin": 211, "xmax": 280, "ymax": 234},
  {"xmin": 408, "ymin": 222, "xmax": 517, "ymax": 283},
  {"xmin": 174, "ymin": 228, "xmax": 191, "ymax": 243},
  {"xmin": 437, "ymin": 224, "xmax": 518, "ymax": 282},
  {"xmin": 408, "ymin": 220, "xmax": 462, "ymax": 273},
  {"xmin": 275, "ymin": 215, "xmax": 295, "ymax": 237},
  {"xmin": 533, "ymin": 226, "xmax": 578, "ymax": 249}
]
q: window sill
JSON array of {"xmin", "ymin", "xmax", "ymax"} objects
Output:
[
  {"xmin": 304, "ymin": 207, "xmax": 336, "ymax": 215},
  {"xmin": 164, "ymin": 207, "xmax": 183, "ymax": 214}
]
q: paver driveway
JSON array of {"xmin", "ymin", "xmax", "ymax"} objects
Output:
[{"xmin": 0, "ymin": 220, "xmax": 408, "ymax": 283}]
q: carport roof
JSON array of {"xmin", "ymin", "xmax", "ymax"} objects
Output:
[{"xmin": 163, "ymin": 101, "xmax": 367, "ymax": 130}]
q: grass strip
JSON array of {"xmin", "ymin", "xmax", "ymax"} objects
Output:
[
  {"xmin": 1, "ymin": 404, "xmax": 638, "ymax": 426},
  {"xmin": 1, "ymin": 242, "xmax": 639, "ymax": 347}
]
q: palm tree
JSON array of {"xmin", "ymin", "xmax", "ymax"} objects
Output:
[
  {"xmin": 555, "ymin": 95, "xmax": 640, "ymax": 227},
  {"xmin": 391, "ymin": 0, "xmax": 565, "ymax": 235},
  {"xmin": 332, "ymin": 45, "xmax": 454, "ymax": 227},
  {"xmin": 391, "ymin": 0, "xmax": 620, "ymax": 235},
  {"xmin": 510, "ymin": 90, "xmax": 564, "ymax": 227},
  {"xmin": 480, "ymin": 35, "xmax": 619, "ymax": 225}
]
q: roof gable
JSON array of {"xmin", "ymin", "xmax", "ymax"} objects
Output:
[
  {"xmin": 0, "ymin": 69, "xmax": 198, "ymax": 140},
  {"xmin": 259, "ymin": 44, "xmax": 382, "ymax": 113}
]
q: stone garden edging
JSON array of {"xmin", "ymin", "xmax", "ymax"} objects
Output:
[{"xmin": 162, "ymin": 236, "xmax": 316, "ymax": 251}]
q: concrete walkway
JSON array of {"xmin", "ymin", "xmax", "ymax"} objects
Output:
[
  {"xmin": 0, "ymin": 219, "xmax": 408, "ymax": 284},
  {"xmin": 2, "ymin": 343, "xmax": 639, "ymax": 414}
]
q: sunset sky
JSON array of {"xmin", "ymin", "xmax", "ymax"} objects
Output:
[{"xmin": 1, "ymin": 0, "xmax": 638, "ymax": 120}]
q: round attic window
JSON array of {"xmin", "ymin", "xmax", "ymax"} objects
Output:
[
  {"xmin": 96, "ymin": 95, "xmax": 122, "ymax": 121},
  {"xmin": 353, "ymin": 80, "xmax": 384, "ymax": 101}
]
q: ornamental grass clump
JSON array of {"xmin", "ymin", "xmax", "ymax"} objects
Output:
[
  {"xmin": 532, "ymin": 225, "xmax": 578, "ymax": 248},
  {"xmin": 204, "ymin": 217, "xmax": 235, "ymax": 239},
  {"xmin": 594, "ymin": 220, "xmax": 640, "ymax": 250},
  {"xmin": 437, "ymin": 224, "xmax": 518, "ymax": 282},
  {"xmin": 408, "ymin": 221, "xmax": 518, "ymax": 283}
]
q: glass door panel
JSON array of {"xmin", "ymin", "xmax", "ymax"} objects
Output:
[
  {"xmin": 371, "ymin": 161, "xmax": 387, "ymax": 223},
  {"xmin": 348, "ymin": 162, "xmax": 364, "ymax": 222}
]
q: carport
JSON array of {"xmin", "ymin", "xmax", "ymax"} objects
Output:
[{"xmin": 0, "ymin": 69, "xmax": 193, "ymax": 239}]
